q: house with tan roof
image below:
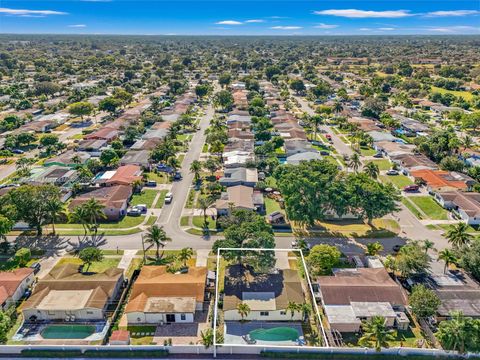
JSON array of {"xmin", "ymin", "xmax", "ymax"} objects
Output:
[
  {"xmin": 125, "ymin": 266, "xmax": 207, "ymax": 324},
  {"xmin": 69, "ymin": 185, "xmax": 132, "ymax": 220},
  {"xmin": 0, "ymin": 268, "xmax": 35, "ymax": 310},
  {"xmin": 434, "ymin": 191, "xmax": 480, "ymax": 225},
  {"xmin": 22, "ymin": 264, "xmax": 123, "ymax": 321},
  {"xmin": 223, "ymin": 265, "xmax": 304, "ymax": 322},
  {"xmin": 215, "ymin": 185, "xmax": 264, "ymax": 216},
  {"xmin": 317, "ymin": 268, "xmax": 408, "ymax": 332}
]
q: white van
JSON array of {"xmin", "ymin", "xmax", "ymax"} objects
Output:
[{"xmin": 165, "ymin": 192, "xmax": 173, "ymax": 204}]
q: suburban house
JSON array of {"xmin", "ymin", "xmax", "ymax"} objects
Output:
[
  {"xmin": 390, "ymin": 153, "xmax": 438, "ymax": 174},
  {"xmin": 434, "ymin": 191, "xmax": 480, "ymax": 225},
  {"xmin": 215, "ymin": 185, "xmax": 264, "ymax": 216},
  {"xmin": 84, "ymin": 127, "xmax": 119, "ymax": 142},
  {"xmin": 367, "ymin": 131, "xmax": 399, "ymax": 143},
  {"xmin": 223, "ymin": 265, "xmax": 304, "ymax": 322},
  {"xmin": 283, "ymin": 140, "xmax": 313, "ymax": 157},
  {"xmin": 0, "ymin": 268, "xmax": 35, "ymax": 310},
  {"xmin": 224, "ymin": 139, "xmax": 255, "ymax": 153},
  {"xmin": 125, "ymin": 266, "xmax": 207, "ymax": 324},
  {"xmin": 69, "ymin": 185, "xmax": 132, "ymax": 220},
  {"xmin": 219, "ymin": 167, "xmax": 258, "ymax": 188},
  {"xmin": 22, "ymin": 166, "xmax": 78, "ymax": 186},
  {"xmin": 374, "ymin": 141, "xmax": 416, "ymax": 157},
  {"xmin": 120, "ymin": 150, "xmax": 151, "ymax": 168},
  {"xmin": 44, "ymin": 150, "xmax": 91, "ymax": 168},
  {"xmin": 411, "ymin": 170, "xmax": 475, "ymax": 192},
  {"xmin": 286, "ymin": 151, "xmax": 322, "ymax": 165},
  {"xmin": 103, "ymin": 165, "xmax": 142, "ymax": 187},
  {"xmin": 223, "ymin": 150, "xmax": 255, "ymax": 168},
  {"xmin": 316, "ymin": 268, "xmax": 409, "ymax": 332},
  {"xmin": 77, "ymin": 139, "xmax": 108, "ymax": 156},
  {"xmin": 22, "ymin": 264, "xmax": 123, "ymax": 321}
]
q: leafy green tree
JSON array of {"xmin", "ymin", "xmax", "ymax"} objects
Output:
[
  {"xmin": 195, "ymin": 83, "xmax": 211, "ymax": 99},
  {"xmin": 366, "ymin": 242, "xmax": 383, "ymax": 256},
  {"xmin": 78, "ymin": 247, "xmax": 103, "ymax": 272},
  {"xmin": 0, "ymin": 310, "xmax": 11, "ymax": 344},
  {"xmin": 14, "ymin": 248, "xmax": 31, "ymax": 267},
  {"xmin": 218, "ymin": 73, "xmax": 231, "ymax": 88},
  {"xmin": 364, "ymin": 162, "xmax": 379, "ymax": 179},
  {"xmin": 445, "ymin": 222, "xmax": 473, "ymax": 248},
  {"xmin": 99, "ymin": 97, "xmax": 122, "ymax": 114},
  {"xmin": 68, "ymin": 101, "xmax": 94, "ymax": 120},
  {"xmin": 306, "ymin": 244, "xmax": 341, "ymax": 276},
  {"xmin": 457, "ymin": 238, "xmax": 480, "ymax": 281},
  {"xmin": 190, "ymin": 160, "xmax": 202, "ymax": 182},
  {"xmin": 436, "ymin": 312, "xmax": 475, "ymax": 353},
  {"xmin": 409, "ymin": 284, "xmax": 441, "ymax": 319},
  {"xmin": 290, "ymin": 79, "xmax": 306, "ymax": 94},
  {"xmin": 213, "ymin": 90, "xmax": 234, "ymax": 111},
  {"xmin": 144, "ymin": 225, "xmax": 171, "ymax": 261},
  {"xmin": 0, "ymin": 215, "xmax": 13, "ymax": 242},
  {"xmin": 100, "ymin": 148, "xmax": 119, "ymax": 167},
  {"xmin": 359, "ymin": 316, "xmax": 396, "ymax": 351},
  {"xmin": 394, "ymin": 241, "xmax": 430, "ymax": 278}
]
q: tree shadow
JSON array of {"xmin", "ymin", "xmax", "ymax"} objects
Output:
[
  {"xmin": 15, "ymin": 234, "xmax": 70, "ymax": 257},
  {"xmin": 67, "ymin": 232, "xmax": 107, "ymax": 254}
]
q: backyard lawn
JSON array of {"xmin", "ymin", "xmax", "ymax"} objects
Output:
[
  {"xmin": 265, "ymin": 197, "xmax": 283, "ymax": 215},
  {"xmin": 131, "ymin": 189, "xmax": 158, "ymax": 208},
  {"xmin": 55, "ymin": 256, "xmax": 121, "ymax": 273},
  {"xmin": 380, "ymin": 175, "xmax": 413, "ymax": 189},
  {"xmin": 409, "ymin": 196, "xmax": 449, "ymax": 220},
  {"xmin": 192, "ymin": 215, "xmax": 217, "ymax": 230},
  {"xmin": 366, "ymin": 159, "xmax": 391, "ymax": 171}
]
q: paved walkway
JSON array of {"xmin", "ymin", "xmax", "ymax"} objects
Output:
[
  {"xmin": 195, "ymin": 249, "xmax": 210, "ymax": 267},
  {"xmin": 117, "ymin": 249, "xmax": 137, "ymax": 272}
]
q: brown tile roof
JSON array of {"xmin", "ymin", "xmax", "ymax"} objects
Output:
[
  {"xmin": 69, "ymin": 185, "xmax": 132, "ymax": 211},
  {"xmin": 223, "ymin": 265, "xmax": 304, "ymax": 311},
  {"xmin": 105, "ymin": 165, "xmax": 142, "ymax": 186},
  {"xmin": 125, "ymin": 266, "xmax": 207, "ymax": 313},
  {"xmin": 411, "ymin": 170, "xmax": 473, "ymax": 191},
  {"xmin": 0, "ymin": 268, "xmax": 34, "ymax": 304},
  {"xmin": 317, "ymin": 268, "xmax": 408, "ymax": 306}
]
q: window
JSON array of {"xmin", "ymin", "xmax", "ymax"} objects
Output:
[
  {"xmin": 260, "ymin": 311, "xmax": 269, "ymax": 316},
  {"xmin": 86, "ymin": 311, "xmax": 93, "ymax": 315},
  {"xmin": 180, "ymin": 314, "xmax": 186, "ymax": 321},
  {"xmin": 280, "ymin": 311, "xmax": 287, "ymax": 315}
]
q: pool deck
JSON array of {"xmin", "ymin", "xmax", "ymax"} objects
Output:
[
  {"xmin": 224, "ymin": 321, "xmax": 304, "ymax": 346},
  {"xmin": 13, "ymin": 321, "xmax": 108, "ymax": 343}
]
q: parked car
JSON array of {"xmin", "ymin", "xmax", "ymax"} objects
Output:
[
  {"xmin": 145, "ymin": 180, "xmax": 157, "ymax": 187},
  {"xmin": 23, "ymin": 289, "xmax": 32, "ymax": 299},
  {"xmin": 386, "ymin": 169, "xmax": 399, "ymax": 176},
  {"xmin": 165, "ymin": 192, "xmax": 173, "ymax": 204},
  {"xmin": 127, "ymin": 208, "xmax": 142, "ymax": 216},
  {"xmin": 320, "ymin": 151, "xmax": 329, "ymax": 156},
  {"xmin": 403, "ymin": 184, "xmax": 420, "ymax": 192},
  {"xmin": 12, "ymin": 149, "xmax": 24, "ymax": 154},
  {"xmin": 373, "ymin": 152, "xmax": 383, "ymax": 158},
  {"xmin": 29, "ymin": 262, "xmax": 41, "ymax": 274},
  {"xmin": 173, "ymin": 172, "xmax": 182, "ymax": 181},
  {"xmin": 135, "ymin": 204, "xmax": 147, "ymax": 213}
]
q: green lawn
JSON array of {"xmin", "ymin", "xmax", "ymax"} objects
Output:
[
  {"xmin": 265, "ymin": 197, "xmax": 283, "ymax": 215},
  {"xmin": 360, "ymin": 147, "xmax": 377, "ymax": 156},
  {"xmin": 402, "ymin": 198, "xmax": 424, "ymax": 219},
  {"xmin": 57, "ymin": 215, "xmax": 145, "ymax": 229},
  {"xmin": 366, "ymin": 159, "xmax": 391, "ymax": 171},
  {"xmin": 177, "ymin": 153, "xmax": 185, "ymax": 165},
  {"xmin": 144, "ymin": 171, "xmax": 170, "ymax": 184},
  {"xmin": 180, "ymin": 216, "xmax": 189, "ymax": 226},
  {"xmin": 431, "ymin": 86, "xmax": 474, "ymax": 101},
  {"xmin": 192, "ymin": 215, "xmax": 217, "ymax": 230},
  {"xmin": 154, "ymin": 190, "xmax": 168, "ymax": 208},
  {"xmin": 131, "ymin": 189, "xmax": 158, "ymax": 208},
  {"xmin": 176, "ymin": 134, "xmax": 191, "ymax": 142},
  {"xmin": 380, "ymin": 175, "xmax": 413, "ymax": 189},
  {"xmin": 409, "ymin": 196, "xmax": 449, "ymax": 220},
  {"xmin": 55, "ymin": 256, "xmax": 120, "ymax": 273},
  {"xmin": 264, "ymin": 176, "xmax": 278, "ymax": 188}
]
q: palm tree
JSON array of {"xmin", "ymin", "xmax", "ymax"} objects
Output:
[
  {"xmin": 190, "ymin": 160, "xmax": 202, "ymax": 183},
  {"xmin": 348, "ymin": 153, "xmax": 361, "ymax": 173},
  {"xmin": 132, "ymin": 179, "xmax": 143, "ymax": 194},
  {"xmin": 333, "ymin": 101, "xmax": 343, "ymax": 115},
  {"xmin": 144, "ymin": 224, "xmax": 172, "ymax": 261},
  {"xmin": 422, "ymin": 239, "xmax": 435, "ymax": 253},
  {"xmin": 200, "ymin": 328, "xmax": 214, "ymax": 349},
  {"xmin": 445, "ymin": 222, "xmax": 473, "ymax": 248},
  {"xmin": 438, "ymin": 249, "xmax": 457, "ymax": 274},
  {"xmin": 359, "ymin": 316, "xmax": 396, "ymax": 352},
  {"xmin": 364, "ymin": 162, "xmax": 379, "ymax": 179},
  {"xmin": 167, "ymin": 156, "xmax": 180, "ymax": 177},
  {"xmin": 198, "ymin": 197, "xmax": 214, "ymax": 228},
  {"xmin": 236, "ymin": 302, "xmax": 250, "ymax": 321},
  {"xmin": 461, "ymin": 135, "xmax": 472, "ymax": 151},
  {"xmin": 46, "ymin": 197, "xmax": 64, "ymax": 235},
  {"xmin": 178, "ymin": 247, "xmax": 194, "ymax": 267},
  {"xmin": 435, "ymin": 311, "xmax": 469, "ymax": 353},
  {"xmin": 309, "ymin": 115, "xmax": 323, "ymax": 141},
  {"xmin": 83, "ymin": 198, "xmax": 106, "ymax": 236},
  {"xmin": 286, "ymin": 301, "xmax": 300, "ymax": 321},
  {"xmin": 366, "ymin": 242, "xmax": 384, "ymax": 256},
  {"xmin": 69, "ymin": 206, "xmax": 89, "ymax": 237},
  {"xmin": 300, "ymin": 303, "xmax": 312, "ymax": 322}
]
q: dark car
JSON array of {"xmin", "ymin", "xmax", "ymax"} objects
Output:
[
  {"xmin": 145, "ymin": 180, "xmax": 157, "ymax": 187},
  {"xmin": 173, "ymin": 172, "xmax": 182, "ymax": 181},
  {"xmin": 127, "ymin": 208, "xmax": 142, "ymax": 216},
  {"xmin": 12, "ymin": 149, "xmax": 24, "ymax": 154},
  {"xmin": 403, "ymin": 184, "xmax": 420, "ymax": 192},
  {"xmin": 29, "ymin": 262, "xmax": 41, "ymax": 274},
  {"xmin": 320, "ymin": 151, "xmax": 329, "ymax": 156},
  {"xmin": 373, "ymin": 152, "xmax": 383, "ymax": 158}
]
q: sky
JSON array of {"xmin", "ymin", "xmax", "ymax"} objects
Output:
[{"xmin": 0, "ymin": 0, "xmax": 479, "ymax": 35}]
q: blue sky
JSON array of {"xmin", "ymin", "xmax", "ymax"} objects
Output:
[{"xmin": 1, "ymin": 1, "xmax": 479, "ymax": 35}]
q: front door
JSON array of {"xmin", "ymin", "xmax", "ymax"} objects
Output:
[{"xmin": 166, "ymin": 314, "xmax": 175, "ymax": 323}]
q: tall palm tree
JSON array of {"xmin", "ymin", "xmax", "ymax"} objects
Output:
[
  {"xmin": 167, "ymin": 156, "xmax": 180, "ymax": 177},
  {"xmin": 333, "ymin": 101, "xmax": 343, "ymax": 115},
  {"xmin": 446, "ymin": 222, "xmax": 473, "ymax": 248},
  {"xmin": 461, "ymin": 135, "xmax": 472, "ymax": 151},
  {"xmin": 178, "ymin": 247, "xmax": 194, "ymax": 267},
  {"xmin": 359, "ymin": 316, "xmax": 396, "ymax": 352},
  {"xmin": 286, "ymin": 301, "xmax": 300, "ymax": 321},
  {"xmin": 364, "ymin": 162, "xmax": 379, "ymax": 179},
  {"xmin": 236, "ymin": 302, "xmax": 250, "ymax": 321},
  {"xmin": 190, "ymin": 160, "xmax": 202, "ymax": 183},
  {"xmin": 348, "ymin": 153, "xmax": 361, "ymax": 173},
  {"xmin": 69, "ymin": 206, "xmax": 89, "ymax": 237},
  {"xmin": 435, "ymin": 311, "xmax": 469, "ymax": 353},
  {"xmin": 309, "ymin": 115, "xmax": 323, "ymax": 141},
  {"xmin": 438, "ymin": 249, "xmax": 457, "ymax": 274},
  {"xmin": 144, "ymin": 224, "xmax": 172, "ymax": 261},
  {"xmin": 83, "ymin": 198, "xmax": 106, "ymax": 236},
  {"xmin": 422, "ymin": 239, "xmax": 435, "ymax": 253},
  {"xmin": 198, "ymin": 197, "xmax": 214, "ymax": 227},
  {"xmin": 301, "ymin": 303, "xmax": 312, "ymax": 322},
  {"xmin": 46, "ymin": 197, "xmax": 64, "ymax": 235}
]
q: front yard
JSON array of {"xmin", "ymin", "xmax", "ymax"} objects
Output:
[
  {"xmin": 54, "ymin": 256, "xmax": 121, "ymax": 273},
  {"xmin": 365, "ymin": 159, "xmax": 391, "ymax": 171},
  {"xmin": 408, "ymin": 196, "xmax": 449, "ymax": 220},
  {"xmin": 131, "ymin": 189, "xmax": 158, "ymax": 208},
  {"xmin": 380, "ymin": 175, "xmax": 413, "ymax": 189}
]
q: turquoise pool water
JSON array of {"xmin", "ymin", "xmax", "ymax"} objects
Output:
[
  {"xmin": 249, "ymin": 327, "xmax": 299, "ymax": 341},
  {"xmin": 41, "ymin": 325, "xmax": 96, "ymax": 339}
]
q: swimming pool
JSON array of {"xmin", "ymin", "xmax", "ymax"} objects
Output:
[
  {"xmin": 41, "ymin": 325, "xmax": 96, "ymax": 339},
  {"xmin": 249, "ymin": 327, "xmax": 299, "ymax": 342}
]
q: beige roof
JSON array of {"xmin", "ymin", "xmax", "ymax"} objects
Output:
[
  {"xmin": 144, "ymin": 297, "xmax": 196, "ymax": 313},
  {"xmin": 37, "ymin": 290, "xmax": 93, "ymax": 311},
  {"xmin": 216, "ymin": 185, "xmax": 254, "ymax": 210},
  {"xmin": 69, "ymin": 185, "xmax": 132, "ymax": 210}
]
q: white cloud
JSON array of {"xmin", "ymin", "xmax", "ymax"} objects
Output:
[
  {"xmin": 245, "ymin": 19, "xmax": 265, "ymax": 23},
  {"xmin": 378, "ymin": 27, "xmax": 395, "ymax": 31},
  {"xmin": 313, "ymin": 23, "xmax": 338, "ymax": 29},
  {"xmin": 428, "ymin": 26, "xmax": 479, "ymax": 33},
  {"xmin": 271, "ymin": 26, "xmax": 303, "ymax": 30},
  {"xmin": 313, "ymin": 9, "xmax": 413, "ymax": 18},
  {"xmin": 426, "ymin": 10, "xmax": 480, "ymax": 17},
  {"xmin": 0, "ymin": 7, "xmax": 68, "ymax": 16},
  {"xmin": 359, "ymin": 28, "xmax": 372, "ymax": 31},
  {"xmin": 215, "ymin": 20, "xmax": 242, "ymax": 25},
  {"xmin": 68, "ymin": 24, "xmax": 86, "ymax": 28}
]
